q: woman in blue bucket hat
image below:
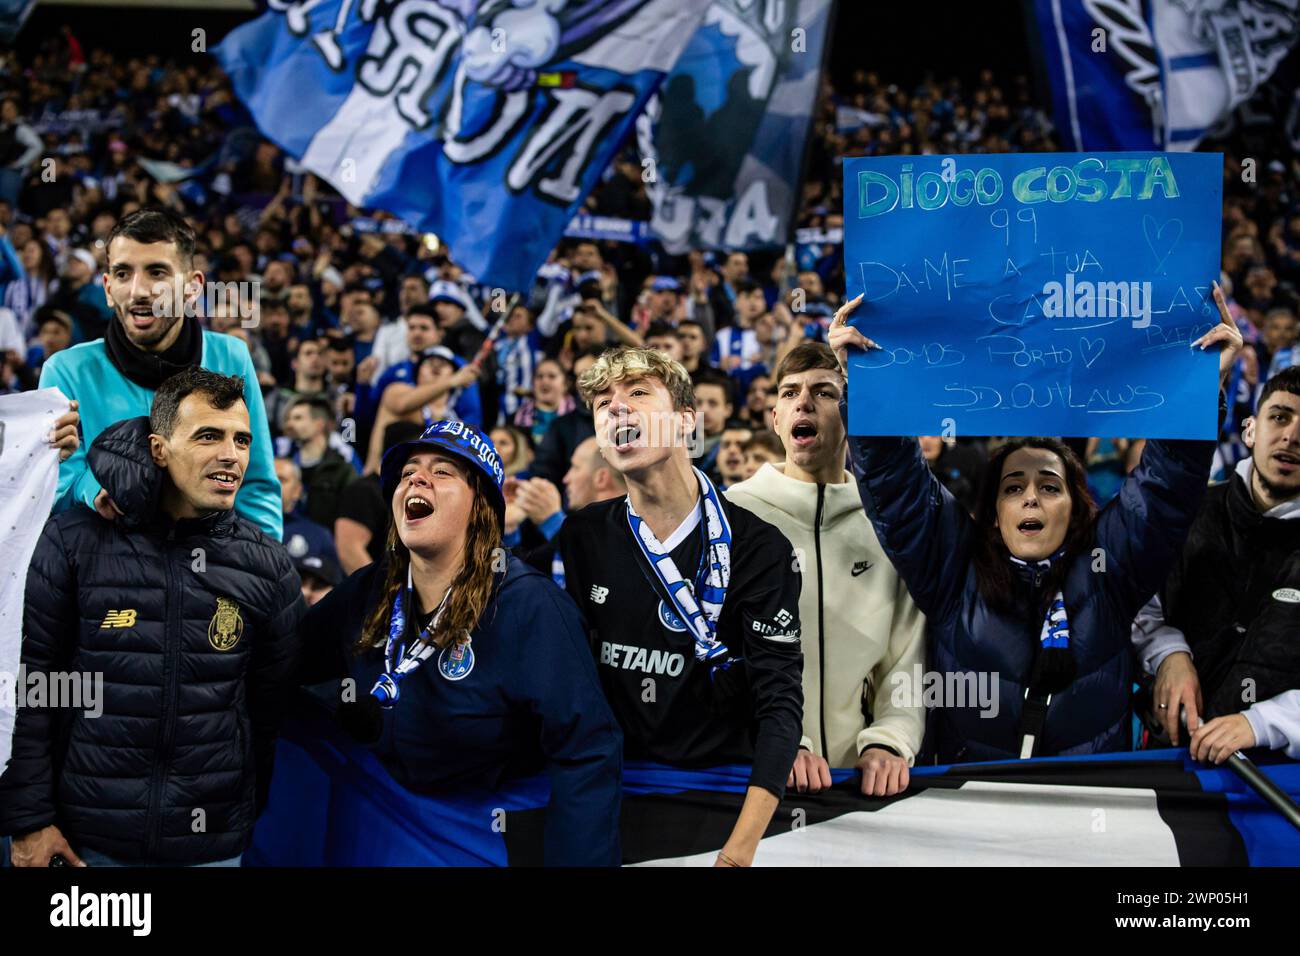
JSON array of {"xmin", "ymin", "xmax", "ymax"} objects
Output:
[{"xmin": 299, "ymin": 419, "xmax": 622, "ymax": 865}]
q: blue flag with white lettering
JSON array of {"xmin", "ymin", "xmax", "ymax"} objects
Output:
[
  {"xmin": 841, "ymin": 151, "xmax": 1223, "ymax": 440},
  {"xmin": 1028, "ymin": 0, "xmax": 1300, "ymax": 150},
  {"xmin": 639, "ymin": 0, "xmax": 834, "ymax": 253},
  {"xmin": 214, "ymin": 0, "xmax": 709, "ymax": 291}
]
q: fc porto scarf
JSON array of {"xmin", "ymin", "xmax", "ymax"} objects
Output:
[
  {"xmin": 371, "ymin": 566, "xmax": 452, "ymax": 708},
  {"xmin": 1008, "ymin": 549, "xmax": 1072, "ymax": 656},
  {"xmin": 626, "ymin": 467, "xmax": 733, "ymax": 673},
  {"xmin": 1009, "ymin": 549, "xmax": 1077, "ymax": 758}
]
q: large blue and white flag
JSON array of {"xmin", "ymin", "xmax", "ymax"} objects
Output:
[
  {"xmin": 1030, "ymin": 0, "xmax": 1300, "ymax": 150},
  {"xmin": 214, "ymin": 1, "xmax": 710, "ymax": 291},
  {"xmin": 636, "ymin": 0, "xmax": 834, "ymax": 254},
  {"xmin": 249, "ymin": 713, "xmax": 1300, "ymax": 865}
]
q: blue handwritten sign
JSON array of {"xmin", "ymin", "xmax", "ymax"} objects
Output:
[{"xmin": 841, "ymin": 152, "xmax": 1223, "ymax": 439}]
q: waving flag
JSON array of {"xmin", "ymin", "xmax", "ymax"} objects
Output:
[
  {"xmin": 214, "ymin": 1, "xmax": 709, "ymax": 291},
  {"xmin": 0, "ymin": 0, "xmax": 35, "ymax": 45},
  {"xmin": 637, "ymin": 0, "xmax": 834, "ymax": 254},
  {"xmin": 249, "ymin": 712, "xmax": 1300, "ymax": 866},
  {"xmin": 1029, "ymin": 0, "xmax": 1300, "ymax": 150}
]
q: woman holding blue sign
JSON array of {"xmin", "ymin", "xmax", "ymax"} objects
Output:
[
  {"xmin": 829, "ymin": 287, "xmax": 1242, "ymax": 763},
  {"xmin": 298, "ymin": 419, "xmax": 623, "ymax": 865}
]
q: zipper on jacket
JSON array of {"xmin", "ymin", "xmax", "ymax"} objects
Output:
[
  {"xmin": 814, "ymin": 484, "xmax": 828, "ymax": 761},
  {"xmin": 145, "ymin": 528, "xmax": 184, "ymax": 858}
]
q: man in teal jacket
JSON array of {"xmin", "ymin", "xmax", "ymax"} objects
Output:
[{"xmin": 39, "ymin": 206, "xmax": 282, "ymax": 540}]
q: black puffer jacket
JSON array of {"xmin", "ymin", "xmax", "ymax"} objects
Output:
[
  {"xmin": 1163, "ymin": 470, "xmax": 1300, "ymax": 717},
  {"xmin": 0, "ymin": 417, "xmax": 304, "ymax": 863}
]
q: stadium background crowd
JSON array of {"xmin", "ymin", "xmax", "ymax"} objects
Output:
[{"xmin": 0, "ymin": 22, "xmax": 1296, "ymax": 654}]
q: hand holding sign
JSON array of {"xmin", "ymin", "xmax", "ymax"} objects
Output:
[
  {"xmin": 828, "ymin": 293, "xmax": 877, "ymax": 374},
  {"xmin": 1191, "ymin": 281, "xmax": 1243, "ymax": 384}
]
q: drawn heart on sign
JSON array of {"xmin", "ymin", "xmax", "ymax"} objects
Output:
[
  {"xmin": 1079, "ymin": 337, "xmax": 1105, "ymax": 368},
  {"xmin": 1142, "ymin": 215, "xmax": 1183, "ymax": 275}
]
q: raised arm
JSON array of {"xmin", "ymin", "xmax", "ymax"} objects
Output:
[
  {"xmin": 1096, "ymin": 283, "xmax": 1240, "ymax": 624},
  {"xmin": 830, "ymin": 296, "xmax": 974, "ymax": 619},
  {"xmin": 381, "ymin": 366, "xmax": 477, "ymax": 417}
]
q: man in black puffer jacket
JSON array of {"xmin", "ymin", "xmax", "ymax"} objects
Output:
[
  {"xmin": 0, "ymin": 368, "xmax": 304, "ymax": 866},
  {"xmin": 1135, "ymin": 366, "xmax": 1300, "ymax": 761}
]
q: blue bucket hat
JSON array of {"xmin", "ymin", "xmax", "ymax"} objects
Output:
[{"xmin": 380, "ymin": 419, "xmax": 505, "ymax": 526}]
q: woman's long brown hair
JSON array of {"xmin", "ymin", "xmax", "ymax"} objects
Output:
[
  {"xmin": 971, "ymin": 437, "xmax": 1097, "ymax": 616},
  {"xmin": 355, "ymin": 469, "xmax": 502, "ymax": 654}
]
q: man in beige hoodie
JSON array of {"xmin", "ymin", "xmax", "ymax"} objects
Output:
[{"xmin": 725, "ymin": 343, "xmax": 925, "ymax": 796}]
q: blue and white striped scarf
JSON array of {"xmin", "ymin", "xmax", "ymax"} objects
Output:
[
  {"xmin": 626, "ymin": 467, "xmax": 734, "ymax": 672},
  {"xmin": 1008, "ymin": 550, "xmax": 1070, "ymax": 652}
]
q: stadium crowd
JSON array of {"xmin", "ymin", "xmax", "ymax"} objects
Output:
[{"xmin": 0, "ymin": 30, "xmax": 1298, "ymax": 867}]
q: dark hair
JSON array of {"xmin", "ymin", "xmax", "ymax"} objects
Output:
[
  {"xmin": 645, "ymin": 320, "xmax": 677, "ymax": 340},
  {"xmin": 20, "ymin": 237, "xmax": 56, "ymax": 283},
  {"xmin": 406, "ymin": 303, "xmax": 439, "ymax": 322},
  {"xmin": 106, "ymin": 206, "xmax": 196, "ymax": 269},
  {"xmin": 1258, "ymin": 365, "xmax": 1300, "ymax": 410},
  {"xmin": 326, "ymin": 337, "xmax": 354, "ymax": 354},
  {"xmin": 744, "ymin": 429, "xmax": 784, "ymax": 457},
  {"xmin": 734, "ymin": 278, "xmax": 761, "ymax": 297},
  {"xmin": 382, "ymin": 419, "xmax": 425, "ymax": 452},
  {"xmin": 971, "ymin": 437, "xmax": 1096, "ymax": 614},
  {"xmin": 34, "ymin": 305, "xmax": 72, "ymax": 332},
  {"xmin": 693, "ymin": 369, "xmax": 734, "ymax": 404},
  {"xmin": 774, "ymin": 342, "xmax": 842, "ymax": 390},
  {"xmin": 288, "ymin": 395, "xmax": 335, "ymax": 424},
  {"xmin": 150, "ymin": 368, "xmax": 246, "ymax": 438}
]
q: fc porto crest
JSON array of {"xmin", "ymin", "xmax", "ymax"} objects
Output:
[
  {"xmin": 438, "ymin": 638, "xmax": 475, "ymax": 681},
  {"xmin": 208, "ymin": 597, "xmax": 244, "ymax": 652},
  {"xmin": 658, "ymin": 599, "xmax": 687, "ymax": 633}
]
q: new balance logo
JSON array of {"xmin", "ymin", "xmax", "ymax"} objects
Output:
[
  {"xmin": 101, "ymin": 609, "xmax": 137, "ymax": 629},
  {"xmin": 852, "ymin": 560, "xmax": 873, "ymax": 577},
  {"xmin": 590, "ymin": 585, "xmax": 610, "ymax": 605}
]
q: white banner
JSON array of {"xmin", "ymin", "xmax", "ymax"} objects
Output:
[{"xmin": 0, "ymin": 388, "xmax": 66, "ymax": 773}]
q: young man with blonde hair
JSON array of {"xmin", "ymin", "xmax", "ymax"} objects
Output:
[{"xmin": 546, "ymin": 346, "xmax": 804, "ymax": 867}]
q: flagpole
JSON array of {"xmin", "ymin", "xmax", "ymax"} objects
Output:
[
  {"xmin": 1224, "ymin": 751, "xmax": 1300, "ymax": 833},
  {"xmin": 1182, "ymin": 707, "xmax": 1300, "ymax": 832}
]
